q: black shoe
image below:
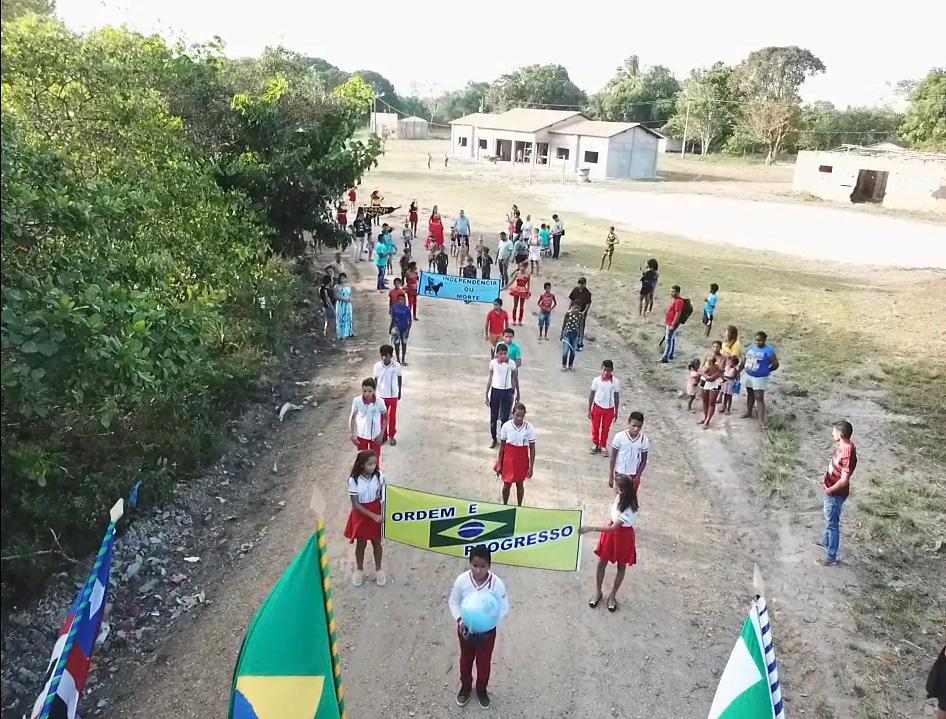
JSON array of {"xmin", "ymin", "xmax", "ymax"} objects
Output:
[
  {"xmin": 490, "ymin": 439, "xmax": 497, "ymax": 449},
  {"xmin": 476, "ymin": 689, "xmax": 490, "ymax": 708},
  {"xmin": 457, "ymin": 688, "xmax": 471, "ymax": 707}
]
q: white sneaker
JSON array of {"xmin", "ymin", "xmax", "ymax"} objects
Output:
[
  {"xmin": 352, "ymin": 570, "xmax": 364, "ymax": 587},
  {"xmin": 375, "ymin": 570, "xmax": 387, "ymax": 586}
]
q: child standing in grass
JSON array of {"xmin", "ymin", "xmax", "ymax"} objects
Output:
[
  {"xmin": 537, "ymin": 282, "xmax": 557, "ymax": 340},
  {"xmin": 817, "ymin": 420, "xmax": 857, "ymax": 567},
  {"xmin": 600, "ymin": 227, "xmax": 619, "ymax": 270},
  {"xmin": 686, "ymin": 359, "xmax": 701, "ymax": 411},
  {"xmin": 703, "ymin": 283, "xmax": 719, "ymax": 337}
]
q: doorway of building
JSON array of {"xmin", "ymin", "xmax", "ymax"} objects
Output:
[
  {"xmin": 495, "ymin": 139, "xmax": 512, "ymax": 162},
  {"xmin": 851, "ymin": 169, "xmax": 889, "ymax": 204},
  {"xmin": 514, "ymin": 140, "xmax": 530, "ymax": 163}
]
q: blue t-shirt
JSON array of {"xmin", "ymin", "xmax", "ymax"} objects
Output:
[
  {"xmin": 539, "ymin": 229, "xmax": 551, "ymax": 247},
  {"xmin": 505, "ymin": 340, "xmax": 522, "ymax": 363},
  {"xmin": 391, "ymin": 303, "xmax": 412, "ymax": 332},
  {"xmin": 375, "ymin": 241, "xmax": 390, "ymax": 267},
  {"xmin": 455, "ymin": 216, "xmax": 471, "ymax": 235},
  {"xmin": 704, "ymin": 292, "xmax": 719, "ymax": 316},
  {"xmin": 744, "ymin": 344, "xmax": 777, "ymax": 377}
]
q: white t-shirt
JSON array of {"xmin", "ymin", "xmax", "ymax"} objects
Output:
[
  {"xmin": 610, "ymin": 430, "xmax": 651, "ymax": 475},
  {"xmin": 448, "ymin": 571, "xmax": 509, "ymax": 623},
  {"xmin": 591, "ymin": 376, "xmax": 621, "ymax": 409},
  {"xmin": 347, "ymin": 472, "xmax": 384, "ymax": 503},
  {"xmin": 489, "ymin": 359, "xmax": 517, "ymax": 390},
  {"xmin": 521, "ymin": 219, "xmax": 534, "ymax": 240},
  {"xmin": 609, "ymin": 495, "xmax": 637, "ymax": 527},
  {"xmin": 499, "ymin": 419, "xmax": 536, "ymax": 446},
  {"xmin": 351, "ymin": 395, "xmax": 387, "ymax": 439},
  {"xmin": 552, "ymin": 220, "xmax": 564, "ymax": 236},
  {"xmin": 373, "ymin": 360, "xmax": 402, "ymax": 399}
]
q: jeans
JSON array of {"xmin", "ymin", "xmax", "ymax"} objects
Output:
[
  {"xmin": 562, "ymin": 330, "xmax": 579, "ymax": 367},
  {"xmin": 489, "ymin": 388, "xmax": 514, "ymax": 440},
  {"xmin": 660, "ymin": 325, "xmax": 678, "ymax": 361},
  {"xmin": 577, "ymin": 309, "xmax": 589, "ymax": 350},
  {"xmin": 376, "ymin": 264, "xmax": 386, "ymax": 290},
  {"xmin": 552, "ymin": 234, "xmax": 561, "ymax": 259},
  {"xmin": 822, "ymin": 494, "xmax": 846, "ymax": 561},
  {"xmin": 498, "ymin": 258, "xmax": 510, "ymax": 286}
]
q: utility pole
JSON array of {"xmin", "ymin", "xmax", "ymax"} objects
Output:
[{"xmin": 681, "ymin": 100, "xmax": 690, "ymax": 158}]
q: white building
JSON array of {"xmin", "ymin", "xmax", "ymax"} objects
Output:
[
  {"xmin": 397, "ymin": 115, "xmax": 429, "ymax": 139},
  {"xmin": 793, "ymin": 146, "xmax": 946, "ymax": 212},
  {"xmin": 370, "ymin": 111, "xmax": 399, "ymax": 136},
  {"xmin": 449, "ymin": 109, "xmax": 661, "ymax": 180}
]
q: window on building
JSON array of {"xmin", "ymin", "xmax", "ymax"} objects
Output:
[
  {"xmin": 458, "ymin": 136, "xmax": 468, "ymax": 147},
  {"xmin": 584, "ymin": 151, "xmax": 599, "ymax": 164},
  {"xmin": 556, "ymin": 147, "xmax": 570, "ymax": 160},
  {"xmin": 818, "ymin": 165, "xmax": 833, "ymax": 173},
  {"xmin": 478, "ymin": 139, "xmax": 487, "ymax": 149}
]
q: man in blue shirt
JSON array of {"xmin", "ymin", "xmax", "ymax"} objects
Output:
[
  {"xmin": 389, "ymin": 294, "xmax": 413, "ymax": 365},
  {"xmin": 703, "ymin": 283, "xmax": 719, "ymax": 337},
  {"xmin": 375, "ymin": 230, "xmax": 391, "ymax": 290},
  {"xmin": 454, "ymin": 210, "xmax": 471, "ymax": 248}
]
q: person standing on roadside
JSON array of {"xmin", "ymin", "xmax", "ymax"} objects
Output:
[
  {"xmin": 455, "ymin": 209, "xmax": 471, "ymax": 252},
  {"xmin": 349, "ymin": 377, "xmax": 388, "ymax": 463},
  {"xmin": 720, "ymin": 324, "xmax": 743, "ymax": 363},
  {"xmin": 353, "ymin": 209, "xmax": 368, "ymax": 260},
  {"xmin": 496, "ymin": 231, "xmax": 514, "ymax": 286},
  {"xmin": 409, "ymin": 200, "xmax": 419, "ymax": 237},
  {"xmin": 428, "ymin": 210, "xmax": 445, "ymax": 248},
  {"xmin": 589, "ymin": 360, "xmax": 620, "ymax": 455},
  {"xmin": 816, "ymin": 420, "xmax": 857, "ymax": 567},
  {"xmin": 658, "ymin": 285, "xmax": 685, "ymax": 363},
  {"xmin": 568, "ymin": 277, "xmax": 592, "ymax": 351},
  {"xmin": 703, "ymin": 283, "xmax": 720, "ymax": 337},
  {"xmin": 551, "ymin": 214, "xmax": 564, "ymax": 259},
  {"xmin": 560, "ymin": 302, "xmax": 582, "ymax": 371},
  {"xmin": 485, "ymin": 343, "xmax": 519, "ymax": 448},
  {"xmin": 638, "ymin": 259, "xmax": 659, "ymax": 316},
  {"xmin": 609, "ymin": 411, "xmax": 650, "ymax": 492},
  {"xmin": 739, "ymin": 331, "xmax": 779, "ymax": 429},
  {"xmin": 494, "ymin": 402, "xmax": 536, "ymax": 507},
  {"xmin": 484, "ymin": 298, "xmax": 511, "ymax": 358},
  {"xmin": 374, "ymin": 345, "xmax": 403, "ymax": 444}
]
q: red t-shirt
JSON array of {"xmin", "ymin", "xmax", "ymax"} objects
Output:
[
  {"xmin": 486, "ymin": 310, "xmax": 509, "ymax": 335},
  {"xmin": 348, "ymin": 190, "xmax": 356, "ymax": 202},
  {"xmin": 824, "ymin": 442, "xmax": 857, "ymax": 497},
  {"xmin": 388, "ymin": 287, "xmax": 407, "ymax": 307},
  {"xmin": 665, "ymin": 297, "xmax": 685, "ymax": 326}
]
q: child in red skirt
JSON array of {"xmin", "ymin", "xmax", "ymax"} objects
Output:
[
  {"xmin": 504, "ymin": 261, "xmax": 532, "ymax": 325},
  {"xmin": 343, "ymin": 449, "xmax": 386, "ymax": 587},
  {"xmin": 448, "ymin": 544, "xmax": 509, "ymax": 709},
  {"xmin": 494, "ymin": 402, "xmax": 536, "ymax": 506},
  {"xmin": 580, "ymin": 473, "xmax": 639, "ymax": 613},
  {"xmin": 349, "ymin": 377, "xmax": 387, "ymax": 466}
]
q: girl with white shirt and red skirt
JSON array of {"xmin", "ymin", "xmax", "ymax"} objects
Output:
[
  {"xmin": 580, "ymin": 472, "xmax": 639, "ymax": 613},
  {"xmin": 448, "ymin": 544, "xmax": 509, "ymax": 709},
  {"xmin": 493, "ymin": 402, "xmax": 536, "ymax": 507},
  {"xmin": 343, "ymin": 449, "xmax": 386, "ymax": 588}
]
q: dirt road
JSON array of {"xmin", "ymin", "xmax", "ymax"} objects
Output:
[{"xmin": 101, "ymin": 245, "xmax": 870, "ymax": 719}]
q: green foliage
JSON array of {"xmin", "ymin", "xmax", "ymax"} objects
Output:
[
  {"xmin": 730, "ymin": 46, "xmax": 826, "ymax": 163},
  {"xmin": 485, "ymin": 64, "xmax": 587, "ymax": 112},
  {"xmin": 899, "ymin": 68, "xmax": 946, "ymax": 150},
  {"xmin": 0, "ymin": 0, "xmax": 54, "ymax": 20},
  {"xmin": 589, "ymin": 57, "xmax": 680, "ymax": 126},
  {"xmin": 798, "ymin": 105, "xmax": 903, "ymax": 151},
  {"xmin": 664, "ymin": 62, "xmax": 737, "ymax": 154},
  {"xmin": 0, "ymin": 16, "xmax": 370, "ymax": 601}
]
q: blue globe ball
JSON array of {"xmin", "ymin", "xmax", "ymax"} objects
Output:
[{"xmin": 460, "ymin": 590, "xmax": 501, "ymax": 634}]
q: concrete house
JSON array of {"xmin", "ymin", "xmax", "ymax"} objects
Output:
[
  {"xmin": 449, "ymin": 108, "xmax": 661, "ymax": 179},
  {"xmin": 793, "ymin": 146, "xmax": 946, "ymax": 212}
]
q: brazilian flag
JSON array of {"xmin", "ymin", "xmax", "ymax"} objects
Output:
[{"xmin": 228, "ymin": 521, "xmax": 346, "ymax": 719}]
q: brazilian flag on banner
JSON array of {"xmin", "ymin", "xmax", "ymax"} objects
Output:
[{"xmin": 229, "ymin": 522, "xmax": 346, "ymax": 719}]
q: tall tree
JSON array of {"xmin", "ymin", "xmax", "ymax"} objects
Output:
[
  {"xmin": 899, "ymin": 68, "xmax": 946, "ymax": 151},
  {"xmin": 664, "ymin": 62, "xmax": 737, "ymax": 154},
  {"xmin": 799, "ymin": 105, "xmax": 903, "ymax": 151},
  {"xmin": 0, "ymin": 0, "xmax": 54, "ymax": 20},
  {"xmin": 589, "ymin": 58, "xmax": 680, "ymax": 125},
  {"xmin": 730, "ymin": 46, "xmax": 825, "ymax": 163},
  {"xmin": 485, "ymin": 64, "xmax": 586, "ymax": 112}
]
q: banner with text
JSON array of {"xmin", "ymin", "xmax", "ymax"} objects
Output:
[
  {"xmin": 383, "ymin": 484, "xmax": 582, "ymax": 571},
  {"xmin": 418, "ymin": 272, "xmax": 501, "ymax": 304}
]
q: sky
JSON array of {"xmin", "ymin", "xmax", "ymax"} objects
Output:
[{"xmin": 58, "ymin": 0, "xmax": 945, "ymax": 109}]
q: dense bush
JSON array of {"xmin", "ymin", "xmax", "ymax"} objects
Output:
[{"xmin": 0, "ymin": 15, "xmax": 379, "ymax": 601}]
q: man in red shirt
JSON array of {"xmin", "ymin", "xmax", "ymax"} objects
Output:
[
  {"xmin": 388, "ymin": 277, "xmax": 408, "ymax": 310},
  {"xmin": 484, "ymin": 298, "xmax": 510, "ymax": 358},
  {"xmin": 659, "ymin": 285, "xmax": 685, "ymax": 363},
  {"xmin": 816, "ymin": 420, "xmax": 857, "ymax": 566}
]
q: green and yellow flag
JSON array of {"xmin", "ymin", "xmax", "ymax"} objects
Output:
[{"xmin": 228, "ymin": 520, "xmax": 346, "ymax": 719}]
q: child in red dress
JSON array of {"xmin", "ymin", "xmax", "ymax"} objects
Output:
[
  {"xmin": 493, "ymin": 402, "xmax": 535, "ymax": 506},
  {"xmin": 504, "ymin": 261, "xmax": 532, "ymax": 325},
  {"xmin": 343, "ymin": 450, "xmax": 386, "ymax": 587},
  {"xmin": 580, "ymin": 473, "xmax": 639, "ymax": 613},
  {"xmin": 405, "ymin": 262, "xmax": 420, "ymax": 320}
]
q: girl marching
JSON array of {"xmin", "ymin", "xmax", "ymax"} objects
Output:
[
  {"xmin": 493, "ymin": 402, "xmax": 535, "ymax": 507},
  {"xmin": 580, "ymin": 472, "xmax": 639, "ymax": 613},
  {"xmin": 504, "ymin": 261, "xmax": 532, "ymax": 326},
  {"xmin": 343, "ymin": 449, "xmax": 386, "ymax": 587}
]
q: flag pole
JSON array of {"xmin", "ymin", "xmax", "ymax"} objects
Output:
[
  {"xmin": 38, "ymin": 500, "xmax": 123, "ymax": 719},
  {"xmin": 752, "ymin": 564, "xmax": 785, "ymax": 719},
  {"xmin": 315, "ymin": 517, "xmax": 347, "ymax": 719}
]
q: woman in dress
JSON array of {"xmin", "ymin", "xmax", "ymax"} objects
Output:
[
  {"xmin": 580, "ymin": 472, "xmax": 639, "ymax": 613},
  {"xmin": 335, "ymin": 272, "xmax": 355, "ymax": 339},
  {"xmin": 504, "ymin": 261, "xmax": 532, "ymax": 326},
  {"xmin": 408, "ymin": 200, "xmax": 419, "ymax": 237},
  {"xmin": 405, "ymin": 261, "xmax": 420, "ymax": 320},
  {"xmin": 428, "ymin": 210, "xmax": 445, "ymax": 248}
]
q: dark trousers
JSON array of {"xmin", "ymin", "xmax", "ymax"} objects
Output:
[
  {"xmin": 376, "ymin": 264, "xmax": 386, "ymax": 289},
  {"xmin": 577, "ymin": 308, "xmax": 589, "ymax": 349},
  {"xmin": 498, "ymin": 259, "xmax": 509, "ymax": 286},
  {"xmin": 458, "ymin": 626, "xmax": 496, "ymax": 692},
  {"xmin": 552, "ymin": 234, "xmax": 562, "ymax": 259},
  {"xmin": 489, "ymin": 387, "xmax": 514, "ymax": 440},
  {"xmin": 562, "ymin": 330, "xmax": 578, "ymax": 367}
]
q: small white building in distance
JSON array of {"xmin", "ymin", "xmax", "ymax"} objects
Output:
[
  {"xmin": 449, "ymin": 108, "xmax": 661, "ymax": 179},
  {"xmin": 397, "ymin": 115, "xmax": 429, "ymax": 139},
  {"xmin": 793, "ymin": 145, "xmax": 946, "ymax": 212}
]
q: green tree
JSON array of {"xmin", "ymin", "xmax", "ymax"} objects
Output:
[
  {"xmin": 730, "ymin": 46, "xmax": 826, "ymax": 163},
  {"xmin": 0, "ymin": 0, "xmax": 54, "ymax": 20},
  {"xmin": 664, "ymin": 62, "xmax": 737, "ymax": 154},
  {"xmin": 799, "ymin": 105, "xmax": 903, "ymax": 150},
  {"xmin": 589, "ymin": 58, "xmax": 680, "ymax": 126},
  {"xmin": 899, "ymin": 68, "xmax": 946, "ymax": 150},
  {"xmin": 485, "ymin": 64, "xmax": 586, "ymax": 112}
]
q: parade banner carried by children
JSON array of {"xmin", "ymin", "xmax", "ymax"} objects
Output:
[
  {"xmin": 383, "ymin": 484, "xmax": 582, "ymax": 571},
  {"xmin": 419, "ymin": 271, "xmax": 501, "ymax": 304}
]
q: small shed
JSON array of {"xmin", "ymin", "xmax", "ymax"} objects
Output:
[
  {"xmin": 397, "ymin": 115, "xmax": 429, "ymax": 140},
  {"xmin": 370, "ymin": 111, "xmax": 399, "ymax": 136}
]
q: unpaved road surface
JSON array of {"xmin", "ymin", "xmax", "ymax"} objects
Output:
[{"xmin": 101, "ymin": 247, "xmax": 871, "ymax": 719}]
